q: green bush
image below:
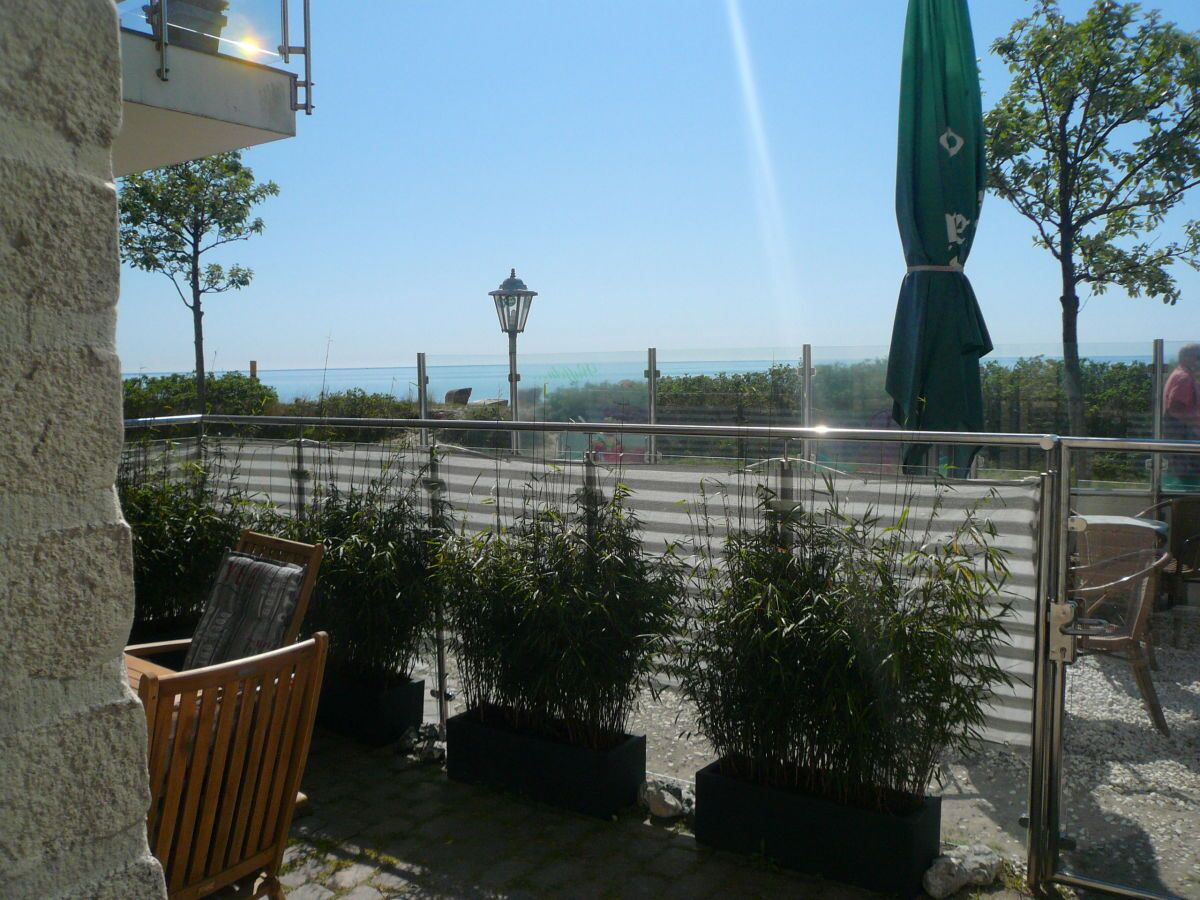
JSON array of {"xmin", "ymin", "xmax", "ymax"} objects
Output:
[
  {"xmin": 675, "ymin": 486, "xmax": 1013, "ymax": 814},
  {"xmin": 436, "ymin": 402, "xmax": 518, "ymax": 451},
  {"xmin": 280, "ymin": 388, "xmax": 420, "ymax": 420},
  {"xmin": 124, "ymin": 371, "xmax": 278, "ymax": 419},
  {"xmin": 119, "ymin": 453, "xmax": 255, "ymax": 638},
  {"xmin": 278, "ymin": 462, "xmax": 436, "ymax": 686},
  {"xmin": 437, "ymin": 482, "xmax": 683, "ymax": 750},
  {"xmin": 657, "ymin": 364, "xmax": 803, "ymax": 459},
  {"xmin": 540, "ymin": 380, "xmax": 648, "ymax": 423}
]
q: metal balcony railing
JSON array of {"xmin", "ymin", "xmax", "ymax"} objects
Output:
[{"xmin": 117, "ymin": 0, "xmax": 313, "ymax": 113}]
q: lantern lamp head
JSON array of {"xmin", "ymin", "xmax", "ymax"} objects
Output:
[{"xmin": 488, "ymin": 268, "xmax": 538, "ymax": 335}]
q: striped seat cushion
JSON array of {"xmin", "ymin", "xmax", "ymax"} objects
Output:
[{"xmin": 182, "ymin": 551, "xmax": 306, "ymax": 670}]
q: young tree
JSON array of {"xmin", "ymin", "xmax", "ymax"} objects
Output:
[
  {"xmin": 119, "ymin": 152, "xmax": 279, "ymax": 414},
  {"xmin": 985, "ymin": 0, "xmax": 1200, "ymax": 436}
]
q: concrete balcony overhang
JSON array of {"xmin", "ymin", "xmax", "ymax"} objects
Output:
[{"xmin": 114, "ymin": 29, "xmax": 297, "ymax": 176}]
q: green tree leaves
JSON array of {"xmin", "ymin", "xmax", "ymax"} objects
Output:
[
  {"xmin": 119, "ymin": 151, "xmax": 278, "ymax": 303},
  {"xmin": 119, "ymin": 151, "xmax": 279, "ymax": 413},
  {"xmin": 985, "ymin": 0, "xmax": 1200, "ymax": 435}
]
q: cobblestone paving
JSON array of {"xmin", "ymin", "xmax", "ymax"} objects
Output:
[
  {"xmin": 219, "ymin": 730, "xmax": 1037, "ymax": 900},
  {"xmin": 271, "ymin": 732, "xmax": 881, "ymax": 899}
]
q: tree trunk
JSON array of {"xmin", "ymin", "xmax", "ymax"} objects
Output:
[
  {"xmin": 1060, "ymin": 251, "xmax": 1092, "ymax": 480},
  {"xmin": 193, "ymin": 300, "xmax": 205, "ymax": 414},
  {"xmin": 1060, "ymin": 292, "xmax": 1085, "ymax": 438},
  {"xmin": 1058, "ymin": 214, "xmax": 1086, "ymax": 440},
  {"xmin": 191, "ymin": 248, "xmax": 205, "ymax": 415}
]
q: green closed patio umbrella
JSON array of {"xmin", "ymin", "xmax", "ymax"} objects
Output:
[{"xmin": 885, "ymin": 0, "xmax": 992, "ymax": 473}]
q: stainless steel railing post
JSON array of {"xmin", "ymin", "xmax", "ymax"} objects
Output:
[
  {"xmin": 1044, "ymin": 441, "xmax": 1075, "ymax": 884},
  {"xmin": 1026, "ymin": 438, "xmax": 1060, "ymax": 892},
  {"xmin": 293, "ymin": 430, "xmax": 306, "ymax": 519},
  {"xmin": 801, "ymin": 344, "xmax": 813, "ymax": 461},
  {"xmin": 280, "ymin": 0, "xmax": 314, "ymax": 112},
  {"xmin": 426, "ymin": 445, "xmax": 450, "ymax": 739},
  {"xmin": 645, "ymin": 348, "xmax": 659, "ymax": 463},
  {"xmin": 153, "ymin": 0, "xmax": 170, "ymax": 81},
  {"xmin": 1151, "ymin": 338, "xmax": 1164, "ymax": 507},
  {"xmin": 417, "ymin": 352, "xmax": 429, "ymax": 449}
]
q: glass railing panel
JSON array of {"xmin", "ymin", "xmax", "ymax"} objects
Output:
[
  {"xmin": 1061, "ymin": 440, "xmax": 1200, "ymax": 896},
  {"xmin": 654, "ymin": 347, "xmax": 806, "ymax": 463},
  {"xmin": 1160, "ymin": 339, "xmax": 1200, "ymax": 494},
  {"xmin": 116, "ymin": 0, "xmax": 286, "ymax": 67}
]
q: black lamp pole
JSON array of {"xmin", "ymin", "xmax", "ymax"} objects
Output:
[{"xmin": 488, "ymin": 269, "xmax": 537, "ymax": 452}]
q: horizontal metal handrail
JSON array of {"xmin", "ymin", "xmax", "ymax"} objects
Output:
[
  {"xmin": 123, "ymin": 414, "xmax": 1200, "ymax": 457},
  {"xmin": 124, "ymin": 412, "xmax": 1061, "ymax": 449},
  {"xmin": 125, "ymin": 414, "xmax": 203, "ymax": 428},
  {"xmin": 1060, "ymin": 435, "xmax": 1200, "ymax": 454}
]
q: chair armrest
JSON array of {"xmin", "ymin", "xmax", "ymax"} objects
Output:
[
  {"xmin": 1134, "ymin": 499, "xmax": 1173, "ymax": 519},
  {"xmin": 125, "ymin": 638, "xmax": 192, "ymax": 658}
]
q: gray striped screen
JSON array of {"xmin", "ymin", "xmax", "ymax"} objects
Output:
[{"xmin": 146, "ymin": 437, "xmax": 1043, "ymax": 748}]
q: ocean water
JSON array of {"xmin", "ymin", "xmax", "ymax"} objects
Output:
[
  {"xmin": 242, "ymin": 358, "xmax": 791, "ymax": 403},
  {"xmin": 126, "ymin": 345, "xmax": 1154, "ymax": 404}
]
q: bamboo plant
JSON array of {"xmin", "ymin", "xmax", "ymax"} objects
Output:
[{"xmin": 676, "ymin": 482, "xmax": 1014, "ymax": 814}]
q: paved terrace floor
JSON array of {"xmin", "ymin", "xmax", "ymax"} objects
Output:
[
  {"xmin": 239, "ymin": 732, "xmax": 1028, "ymax": 900},
  {"xmin": 210, "ymin": 602, "xmax": 1200, "ymax": 899}
]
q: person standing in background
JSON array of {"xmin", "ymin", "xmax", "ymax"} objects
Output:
[{"xmin": 1164, "ymin": 344, "xmax": 1200, "ymax": 490}]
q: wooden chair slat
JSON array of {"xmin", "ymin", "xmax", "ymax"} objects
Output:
[
  {"xmin": 243, "ymin": 665, "xmax": 297, "ymax": 858},
  {"xmin": 169, "ymin": 685, "xmax": 221, "ymax": 891},
  {"xmin": 154, "ymin": 686, "xmax": 201, "ymax": 866},
  {"xmin": 259, "ymin": 659, "xmax": 309, "ymax": 848},
  {"xmin": 227, "ymin": 663, "xmax": 284, "ymax": 868},
  {"xmin": 264, "ymin": 636, "xmax": 327, "ymax": 877},
  {"xmin": 187, "ymin": 680, "xmax": 241, "ymax": 885},
  {"xmin": 141, "ymin": 634, "xmax": 327, "ymax": 899},
  {"xmin": 210, "ymin": 673, "xmax": 265, "ymax": 876}
]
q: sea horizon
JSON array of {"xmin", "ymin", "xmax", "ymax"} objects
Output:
[{"xmin": 123, "ymin": 342, "xmax": 1158, "ymax": 404}]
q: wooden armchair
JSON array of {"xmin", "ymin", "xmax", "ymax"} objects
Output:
[
  {"xmin": 138, "ymin": 633, "xmax": 328, "ymax": 899},
  {"xmin": 127, "ymin": 530, "xmax": 323, "ymax": 669},
  {"xmin": 1072, "ymin": 550, "xmax": 1172, "ymax": 736}
]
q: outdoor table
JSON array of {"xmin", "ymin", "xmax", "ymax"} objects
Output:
[
  {"xmin": 1073, "ymin": 515, "xmax": 1168, "ymax": 564},
  {"xmin": 1077, "ymin": 514, "xmax": 1169, "ymax": 539},
  {"xmin": 124, "ymin": 653, "xmax": 175, "ymax": 693}
]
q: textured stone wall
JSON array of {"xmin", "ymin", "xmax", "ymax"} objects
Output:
[{"xmin": 0, "ymin": 2, "xmax": 167, "ymax": 897}]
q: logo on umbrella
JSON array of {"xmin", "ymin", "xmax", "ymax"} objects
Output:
[
  {"xmin": 945, "ymin": 212, "xmax": 971, "ymax": 248},
  {"xmin": 939, "ymin": 127, "xmax": 965, "ymax": 157}
]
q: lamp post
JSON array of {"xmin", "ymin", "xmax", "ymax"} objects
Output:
[{"xmin": 489, "ymin": 268, "xmax": 538, "ymax": 452}]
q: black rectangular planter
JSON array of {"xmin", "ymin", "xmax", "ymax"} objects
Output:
[
  {"xmin": 317, "ymin": 669, "xmax": 425, "ymax": 746},
  {"xmin": 446, "ymin": 709, "xmax": 645, "ymax": 819},
  {"xmin": 694, "ymin": 761, "xmax": 941, "ymax": 897}
]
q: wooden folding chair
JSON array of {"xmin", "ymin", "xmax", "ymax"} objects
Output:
[
  {"xmin": 139, "ymin": 633, "xmax": 328, "ymax": 899},
  {"xmin": 127, "ymin": 530, "xmax": 323, "ymax": 668}
]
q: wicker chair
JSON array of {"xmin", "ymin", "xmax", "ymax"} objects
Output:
[
  {"xmin": 139, "ymin": 633, "xmax": 328, "ymax": 899},
  {"xmin": 1071, "ymin": 550, "xmax": 1172, "ymax": 736},
  {"xmin": 127, "ymin": 530, "xmax": 323, "ymax": 669},
  {"xmin": 1137, "ymin": 497, "xmax": 1200, "ymax": 607}
]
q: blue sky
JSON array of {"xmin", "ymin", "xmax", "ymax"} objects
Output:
[{"xmin": 116, "ymin": 0, "xmax": 1200, "ymax": 374}]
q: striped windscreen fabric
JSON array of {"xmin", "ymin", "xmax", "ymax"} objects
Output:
[
  {"xmin": 173, "ymin": 438, "xmax": 1044, "ymax": 746},
  {"xmin": 431, "ymin": 449, "xmax": 1043, "ymax": 748}
]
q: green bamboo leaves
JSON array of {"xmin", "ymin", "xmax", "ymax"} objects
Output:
[
  {"xmin": 675, "ymin": 485, "xmax": 1014, "ymax": 814},
  {"xmin": 437, "ymin": 484, "xmax": 684, "ymax": 751}
]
